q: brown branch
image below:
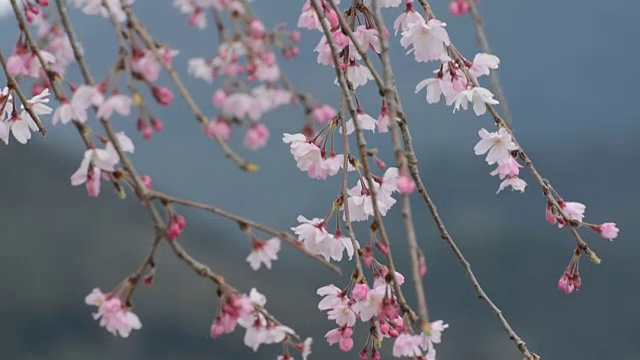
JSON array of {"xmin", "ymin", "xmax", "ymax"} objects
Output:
[
  {"xmin": 147, "ymin": 189, "xmax": 342, "ymax": 274},
  {"xmin": 369, "ymin": 0, "xmax": 429, "ymax": 325},
  {"xmin": 338, "ymin": 97, "xmax": 365, "ymax": 278},
  {"xmin": 314, "ymin": 0, "xmax": 416, "ymax": 321},
  {"xmin": 55, "ymin": 0, "xmax": 95, "ymax": 85}
]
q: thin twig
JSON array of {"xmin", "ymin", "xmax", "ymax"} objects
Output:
[
  {"xmin": 338, "ymin": 97, "xmax": 365, "ymax": 278},
  {"xmin": 369, "ymin": 0, "xmax": 429, "ymax": 324},
  {"xmin": 314, "ymin": 0, "xmax": 416, "ymax": 321},
  {"xmin": 55, "ymin": 0, "xmax": 95, "ymax": 85},
  {"xmin": 464, "ymin": 0, "xmax": 512, "ymax": 128},
  {"xmin": 147, "ymin": 189, "xmax": 342, "ymax": 274}
]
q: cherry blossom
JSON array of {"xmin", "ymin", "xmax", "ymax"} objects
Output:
[
  {"xmin": 292, "ymin": 216, "xmax": 354, "ymax": 261},
  {"xmin": 151, "ymin": 86, "xmax": 174, "ymax": 106},
  {"xmin": 206, "ymin": 118, "xmax": 232, "ymax": 141},
  {"xmin": 244, "ymin": 123, "xmax": 270, "ymax": 150},
  {"xmin": 415, "ymin": 75, "xmax": 454, "ymax": 105},
  {"xmin": 468, "ymin": 53, "xmax": 500, "ymax": 79},
  {"xmin": 400, "ymin": 19, "xmax": 450, "ymax": 63},
  {"xmin": 546, "ymin": 200, "xmax": 586, "ymax": 228},
  {"xmin": 0, "ymin": 108, "xmax": 39, "ymax": 145},
  {"xmin": 283, "ymin": 133, "xmax": 321, "ymax": 170},
  {"xmin": 393, "ymin": 2, "xmax": 424, "ymax": 35},
  {"xmin": 449, "ymin": 0, "xmax": 480, "ymax": 16},
  {"xmin": 85, "ymin": 288, "xmax": 142, "ymax": 337},
  {"xmin": 392, "ymin": 333, "xmax": 423, "ymax": 357},
  {"xmin": 453, "ymin": 86, "xmax": 499, "ymax": 116},
  {"xmin": 558, "ymin": 254, "xmax": 581, "ymax": 295},
  {"xmin": 325, "ymin": 326, "xmax": 354, "ymax": 351},
  {"xmin": 296, "ymin": 337, "xmax": 313, "ymax": 360},
  {"xmin": 312, "ymin": 104, "xmax": 336, "ymax": 124},
  {"xmin": 210, "ymin": 291, "xmax": 254, "ymax": 338},
  {"xmin": 235, "ymin": 289, "xmax": 295, "ymax": 351},
  {"xmin": 52, "ymin": 85, "xmax": 104, "ymax": 125},
  {"xmin": 591, "ymin": 222, "xmax": 619, "ymax": 241},
  {"xmin": 341, "ymin": 61, "xmax": 374, "ymax": 89},
  {"xmin": 1, "ymin": 88, "xmax": 52, "ymax": 145},
  {"xmin": 246, "ymin": 237, "xmax": 281, "ymax": 270},
  {"xmin": 297, "ymin": 1, "xmax": 321, "ymax": 30},
  {"xmin": 474, "ymin": 128, "xmax": 518, "ymax": 165},
  {"xmin": 490, "ymin": 156, "xmax": 527, "ymax": 193},
  {"xmin": 350, "ymin": 25, "xmax": 382, "ymax": 59},
  {"xmin": 497, "ymin": 176, "xmax": 527, "ymax": 193},
  {"xmin": 397, "ymin": 172, "xmax": 416, "ymax": 194},
  {"xmin": 73, "ymin": 0, "xmax": 133, "ymax": 23},
  {"xmin": 70, "ymin": 145, "xmax": 130, "ymax": 197},
  {"xmin": 343, "ymin": 108, "xmax": 378, "ymax": 135},
  {"xmin": 345, "ymin": 167, "xmax": 399, "ymax": 222},
  {"xmin": 96, "ymin": 94, "xmax": 133, "ymax": 120},
  {"xmin": 104, "ymin": 131, "xmax": 135, "ymax": 164}
]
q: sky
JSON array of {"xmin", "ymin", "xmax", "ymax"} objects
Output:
[{"xmin": 0, "ymin": 0, "xmax": 9, "ymax": 18}]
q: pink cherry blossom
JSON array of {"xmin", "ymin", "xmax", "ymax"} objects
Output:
[
  {"xmin": 497, "ymin": 176, "xmax": 527, "ymax": 194},
  {"xmin": 312, "ymin": 104, "xmax": 336, "ymax": 124},
  {"xmin": 297, "ymin": 1, "xmax": 321, "ymax": 30},
  {"xmin": 393, "ymin": 3, "xmax": 424, "ymax": 35},
  {"xmin": 559, "ymin": 200, "xmax": 586, "ymax": 223},
  {"xmin": 337, "ymin": 61, "xmax": 374, "ymax": 89},
  {"xmin": 70, "ymin": 148, "xmax": 120, "ymax": 197},
  {"xmin": 246, "ymin": 237, "xmax": 281, "ymax": 270},
  {"xmin": 377, "ymin": 104, "xmax": 390, "ymax": 133},
  {"xmin": 74, "ymin": 0, "xmax": 133, "ymax": 23},
  {"xmin": 352, "ymin": 284, "xmax": 386, "ymax": 321},
  {"xmin": 104, "ymin": 131, "xmax": 135, "ymax": 164},
  {"xmin": 453, "ymin": 86, "xmax": 499, "ymax": 116},
  {"xmin": 592, "ymin": 222, "xmax": 619, "ymax": 241},
  {"xmin": 351, "ymin": 283, "xmax": 369, "ymax": 301},
  {"xmin": 350, "ymin": 25, "xmax": 382, "ymax": 60},
  {"xmin": 400, "ymin": 19, "xmax": 450, "ymax": 63},
  {"xmin": 558, "ymin": 270, "xmax": 581, "ymax": 294},
  {"xmin": 490, "ymin": 156, "xmax": 521, "ymax": 179},
  {"xmin": 283, "ymin": 133, "xmax": 324, "ymax": 175},
  {"xmin": 325, "ymin": 326, "xmax": 353, "ymax": 351},
  {"xmin": 0, "ymin": 110, "xmax": 38, "ymax": 145},
  {"xmin": 52, "ymin": 85, "xmax": 103, "ymax": 125},
  {"xmin": 397, "ymin": 172, "xmax": 416, "ymax": 194},
  {"xmin": 244, "ymin": 123, "xmax": 269, "ymax": 150},
  {"xmin": 393, "ymin": 333, "xmax": 423, "ymax": 357},
  {"xmin": 293, "ymin": 337, "xmax": 313, "ymax": 360},
  {"xmin": 85, "ymin": 288, "xmax": 142, "ymax": 337},
  {"xmin": 415, "ymin": 75, "xmax": 454, "ymax": 105},
  {"xmin": 205, "ymin": 118, "xmax": 232, "ymax": 141},
  {"xmin": 343, "ymin": 108, "xmax": 378, "ymax": 135},
  {"xmin": 152, "ymin": 86, "xmax": 174, "ymax": 105},
  {"xmin": 96, "ymin": 94, "xmax": 133, "ymax": 119},
  {"xmin": 292, "ymin": 215, "xmax": 330, "ymax": 241},
  {"xmin": 345, "ymin": 167, "xmax": 399, "ymax": 222},
  {"xmin": 474, "ymin": 128, "xmax": 518, "ymax": 165},
  {"xmin": 469, "ymin": 52, "xmax": 500, "ymax": 79}
]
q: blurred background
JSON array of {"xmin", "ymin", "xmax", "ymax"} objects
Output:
[{"xmin": 1, "ymin": 1, "xmax": 639, "ymax": 359}]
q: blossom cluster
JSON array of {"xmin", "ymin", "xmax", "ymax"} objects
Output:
[
  {"xmin": 317, "ymin": 265, "xmax": 448, "ymax": 358},
  {"xmin": 0, "ymin": 88, "xmax": 51, "ymax": 144},
  {"xmin": 85, "ymin": 288, "xmax": 142, "ymax": 338},
  {"xmin": 210, "ymin": 288, "xmax": 311, "ymax": 358},
  {"xmin": 177, "ymin": 0, "xmax": 306, "ymax": 151}
]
